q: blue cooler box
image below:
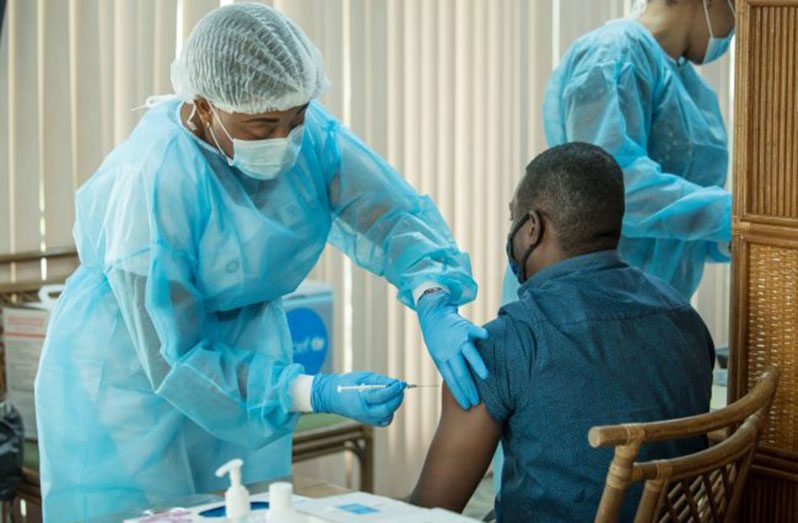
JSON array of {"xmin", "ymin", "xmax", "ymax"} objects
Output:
[{"xmin": 284, "ymin": 281, "xmax": 333, "ymax": 375}]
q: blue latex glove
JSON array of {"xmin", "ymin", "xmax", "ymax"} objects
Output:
[
  {"xmin": 416, "ymin": 290, "xmax": 489, "ymax": 409},
  {"xmin": 311, "ymin": 372, "xmax": 407, "ymax": 427}
]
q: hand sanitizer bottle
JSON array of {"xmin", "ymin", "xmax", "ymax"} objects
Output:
[{"xmin": 215, "ymin": 458, "xmax": 263, "ymax": 523}]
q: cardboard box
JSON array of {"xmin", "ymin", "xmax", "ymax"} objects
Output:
[
  {"xmin": 1, "ymin": 284, "xmax": 61, "ymax": 439},
  {"xmin": 0, "ymin": 307, "xmax": 5, "ymax": 396},
  {"xmin": 2, "ymin": 304, "xmax": 50, "ymax": 439},
  {"xmin": 284, "ymin": 281, "xmax": 334, "ymax": 375}
]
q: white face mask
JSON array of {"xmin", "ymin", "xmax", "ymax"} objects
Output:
[
  {"xmin": 702, "ymin": 0, "xmax": 735, "ymax": 64},
  {"xmin": 207, "ymin": 105, "xmax": 304, "ymax": 180}
]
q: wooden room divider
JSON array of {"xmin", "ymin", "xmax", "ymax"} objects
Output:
[{"xmin": 730, "ymin": 1, "xmax": 798, "ymax": 521}]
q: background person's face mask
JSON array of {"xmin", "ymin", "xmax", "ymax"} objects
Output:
[
  {"xmin": 208, "ymin": 105, "xmax": 304, "ymax": 180},
  {"xmin": 701, "ymin": 0, "xmax": 735, "ymax": 64}
]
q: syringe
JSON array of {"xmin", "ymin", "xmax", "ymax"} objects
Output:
[{"xmin": 336, "ymin": 383, "xmax": 437, "ymax": 393}]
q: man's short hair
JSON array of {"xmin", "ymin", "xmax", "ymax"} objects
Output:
[{"xmin": 516, "ymin": 142, "xmax": 624, "ymax": 254}]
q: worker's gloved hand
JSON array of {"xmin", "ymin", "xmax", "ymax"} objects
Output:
[
  {"xmin": 416, "ymin": 290, "xmax": 489, "ymax": 410},
  {"xmin": 311, "ymin": 372, "xmax": 406, "ymax": 427}
]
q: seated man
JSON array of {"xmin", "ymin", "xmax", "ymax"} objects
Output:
[{"xmin": 410, "ymin": 142, "xmax": 714, "ymax": 522}]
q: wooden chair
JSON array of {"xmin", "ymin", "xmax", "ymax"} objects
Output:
[{"xmin": 589, "ymin": 367, "xmax": 779, "ymax": 523}]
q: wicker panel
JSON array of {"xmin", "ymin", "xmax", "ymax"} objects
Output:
[
  {"xmin": 746, "ymin": 243, "xmax": 798, "ymax": 454},
  {"xmin": 746, "ymin": 5, "xmax": 798, "ymax": 218}
]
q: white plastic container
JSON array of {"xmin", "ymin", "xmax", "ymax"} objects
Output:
[{"xmin": 266, "ymin": 482, "xmax": 307, "ymax": 523}]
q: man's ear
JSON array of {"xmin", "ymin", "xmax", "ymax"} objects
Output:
[{"xmin": 526, "ymin": 210, "xmax": 543, "ymax": 245}]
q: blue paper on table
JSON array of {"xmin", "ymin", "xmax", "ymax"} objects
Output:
[{"xmin": 199, "ymin": 501, "xmax": 269, "ymax": 517}]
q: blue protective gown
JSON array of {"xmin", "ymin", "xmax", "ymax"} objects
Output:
[
  {"xmin": 542, "ymin": 19, "xmax": 732, "ymax": 299},
  {"xmin": 35, "ymin": 99, "xmax": 476, "ymax": 522}
]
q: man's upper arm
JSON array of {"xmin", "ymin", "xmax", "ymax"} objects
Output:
[
  {"xmin": 410, "ymin": 314, "xmax": 532, "ymax": 512},
  {"xmin": 409, "ymin": 383, "xmax": 501, "ymax": 513}
]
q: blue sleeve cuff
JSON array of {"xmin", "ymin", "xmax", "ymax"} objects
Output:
[
  {"xmin": 397, "ymin": 263, "xmax": 479, "ymax": 311},
  {"xmin": 412, "ymin": 282, "xmax": 448, "ymax": 306},
  {"xmin": 707, "ymin": 241, "xmax": 731, "ymax": 263}
]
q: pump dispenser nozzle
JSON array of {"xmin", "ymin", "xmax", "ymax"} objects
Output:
[{"xmin": 215, "ymin": 458, "xmax": 251, "ymax": 520}]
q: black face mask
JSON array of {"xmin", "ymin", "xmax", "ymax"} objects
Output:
[{"xmin": 505, "ymin": 211, "xmax": 544, "ymax": 283}]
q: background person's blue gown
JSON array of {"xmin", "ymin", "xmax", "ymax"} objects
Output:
[
  {"xmin": 502, "ymin": 19, "xmax": 731, "ymax": 302},
  {"xmin": 35, "ymin": 99, "xmax": 477, "ymax": 522},
  {"xmin": 494, "ymin": 18, "xmax": 731, "ymax": 496}
]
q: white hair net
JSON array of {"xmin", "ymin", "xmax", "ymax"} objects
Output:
[{"xmin": 171, "ymin": 2, "xmax": 330, "ymax": 114}]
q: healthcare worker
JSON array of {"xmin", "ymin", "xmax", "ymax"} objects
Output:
[
  {"xmin": 496, "ymin": 0, "xmax": 735, "ymax": 494},
  {"xmin": 35, "ymin": 4, "xmax": 487, "ymax": 521},
  {"xmin": 503, "ymin": 0, "xmax": 735, "ymax": 303}
]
